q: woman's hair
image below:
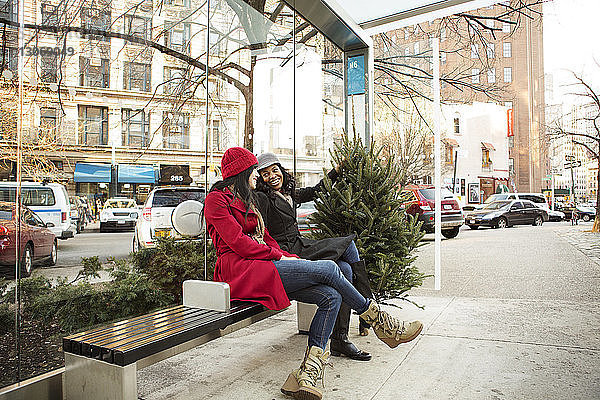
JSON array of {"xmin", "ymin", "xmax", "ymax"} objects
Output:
[
  {"xmin": 209, "ymin": 164, "xmax": 258, "ymax": 220},
  {"xmin": 256, "ymin": 163, "xmax": 296, "ymax": 198}
]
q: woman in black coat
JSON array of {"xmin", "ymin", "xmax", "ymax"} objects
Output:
[{"xmin": 255, "ymin": 152, "xmax": 374, "ymax": 361}]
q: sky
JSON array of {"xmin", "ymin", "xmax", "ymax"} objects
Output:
[{"xmin": 543, "ymin": 0, "xmax": 600, "ymax": 99}]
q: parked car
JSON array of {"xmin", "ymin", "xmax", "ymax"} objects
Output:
[
  {"xmin": 133, "ymin": 186, "xmax": 206, "ymax": 251},
  {"xmin": 100, "ymin": 198, "xmax": 139, "ymax": 232},
  {"xmin": 297, "ymin": 201, "xmax": 317, "ymax": 232},
  {"xmin": 576, "ymin": 205, "xmax": 597, "ymax": 222},
  {"xmin": 0, "ymin": 182, "xmax": 74, "ymax": 240},
  {"xmin": 465, "ymin": 200, "xmax": 548, "ymax": 229},
  {"xmin": 537, "ymin": 204, "xmax": 565, "ymax": 222},
  {"xmin": 400, "ymin": 185, "xmax": 464, "ymax": 238},
  {"xmin": 0, "ymin": 202, "xmax": 57, "ymax": 277},
  {"xmin": 465, "ymin": 192, "xmax": 549, "ymax": 211}
]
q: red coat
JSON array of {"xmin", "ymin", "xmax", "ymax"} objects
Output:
[{"xmin": 204, "ymin": 188, "xmax": 296, "ymax": 310}]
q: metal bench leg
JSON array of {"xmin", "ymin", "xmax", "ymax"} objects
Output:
[
  {"xmin": 63, "ymin": 353, "xmax": 137, "ymax": 400},
  {"xmin": 296, "ymin": 301, "xmax": 317, "ymax": 335}
]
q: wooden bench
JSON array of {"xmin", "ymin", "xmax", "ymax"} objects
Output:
[{"xmin": 62, "ymin": 281, "xmax": 279, "ymax": 400}]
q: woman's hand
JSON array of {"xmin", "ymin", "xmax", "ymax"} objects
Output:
[{"xmin": 279, "ymin": 255, "xmax": 299, "ymax": 261}]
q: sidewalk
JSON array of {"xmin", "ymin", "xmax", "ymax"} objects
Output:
[{"xmin": 137, "ymin": 225, "xmax": 600, "ymax": 399}]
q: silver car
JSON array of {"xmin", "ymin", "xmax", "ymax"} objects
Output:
[{"xmin": 100, "ymin": 198, "xmax": 139, "ymax": 232}]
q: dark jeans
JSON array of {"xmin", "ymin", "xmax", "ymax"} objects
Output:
[
  {"xmin": 273, "ymin": 258, "xmax": 370, "ymax": 349},
  {"xmin": 335, "ymin": 240, "xmax": 360, "ymax": 283}
]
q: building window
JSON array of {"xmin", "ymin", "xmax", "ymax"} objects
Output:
[
  {"xmin": 40, "ymin": 52, "xmax": 58, "ymax": 83},
  {"xmin": 503, "ymin": 42, "xmax": 512, "ymax": 58},
  {"xmin": 486, "ymin": 19, "xmax": 494, "ymax": 29},
  {"xmin": 122, "ymin": 109, "xmax": 150, "ymax": 148},
  {"xmin": 441, "ymin": 52, "xmax": 446, "ymax": 63},
  {"xmin": 81, "ymin": 7, "xmax": 111, "ymax": 41},
  {"xmin": 163, "ymin": 67, "xmax": 189, "ymax": 95},
  {"xmin": 486, "ymin": 43, "xmax": 495, "ymax": 58},
  {"xmin": 40, "ymin": 107, "xmax": 57, "ymax": 139},
  {"xmin": 123, "ymin": 61, "xmax": 151, "ymax": 92},
  {"xmin": 470, "ymin": 43, "xmax": 478, "ymax": 58},
  {"xmin": 502, "ymin": 22, "xmax": 511, "ymax": 33},
  {"xmin": 504, "ymin": 101, "xmax": 513, "ymax": 108},
  {"xmin": 165, "ymin": 0, "xmax": 191, "ymax": 6},
  {"xmin": 124, "ymin": 15, "xmax": 150, "ymax": 40},
  {"xmin": 404, "ymin": 47, "xmax": 410, "ymax": 56},
  {"xmin": 162, "ymin": 112, "xmax": 189, "ymax": 149},
  {"xmin": 487, "ymin": 69, "xmax": 496, "ymax": 83},
  {"xmin": 164, "ymin": 21, "xmax": 191, "ymax": 54},
  {"xmin": 503, "ymin": 67, "xmax": 512, "ymax": 83},
  {"xmin": 0, "ymin": 47, "xmax": 18, "ymax": 75},
  {"xmin": 482, "ymin": 148, "xmax": 492, "ymax": 170},
  {"xmin": 0, "ymin": 0, "xmax": 16, "ymax": 23},
  {"xmin": 41, "ymin": 3, "xmax": 59, "ymax": 26},
  {"xmin": 440, "ymin": 27, "xmax": 446, "ymax": 40},
  {"xmin": 78, "ymin": 105, "xmax": 108, "ymax": 146},
  {"xmin": 444, "ymin": 143, "xmax": 455, "ymax": 165},
  {"xmin": 79, "ymin": 57, "xmax": 110, "ymax": 88},
  {"xmin": 472, "ymin": 68, "xmax": 480, "ymax": 83},
  {"xmin": 509, "ymin": 158, "xmax": 515, "ymax": 175},
  {"xmin": 211, "ymin": 120, "xmax": 221, "ymax": 151},
  {"xmin": 404, "ymin": 29, "xmax": 409, "ymax": 40},
  {"xmin": 414, "ymin": 42, "xmax": 419, "ymax": 54},
  {"xmin": 453, "ymin": 117, "xmax": 460, "ymax": 135},
  {"xmin": 508, "ymin": 136, "xmax": 514, "ymax": 148}
]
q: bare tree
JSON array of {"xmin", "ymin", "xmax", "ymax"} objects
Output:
[{"xmin": 548, "ymin": 71, "xmax": 600, "ymax": 232}]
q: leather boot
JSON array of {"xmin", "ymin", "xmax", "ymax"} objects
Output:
[
  {"xmin": 281, "ymin": 346, "xmax": 329, "ymax": 400},
  {"xmin": 330, "ymin": 303, "xmax": 371, "ymax": 361},
  {"xmin": 350, "ymin": 261, "xmax": 374, "ymax": 336},
  {"xmin": 359, "ymin": 301, "xmax": 423, "ymax": 348}
]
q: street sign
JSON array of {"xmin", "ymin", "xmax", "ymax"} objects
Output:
[{"xmin": 564, "ymin": 161, "xmax": 582, "ymax": 169}]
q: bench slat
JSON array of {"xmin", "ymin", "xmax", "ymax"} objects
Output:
[{"xmin": 63, "ymin": 301, "xmax": 267, "ymax": 366}]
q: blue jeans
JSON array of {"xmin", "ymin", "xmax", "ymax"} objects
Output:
[
  {"xmin": 335, "ymin": 240, "xmax": 360, "ymax": 285},
  {"xmin": 273, "ymin": 258, "xmax": 370, "ymax": 349}
]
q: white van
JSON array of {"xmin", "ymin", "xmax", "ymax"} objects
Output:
[{"xmin": 0, "ymin": 182, "xmax": 75, "ymax": 240}]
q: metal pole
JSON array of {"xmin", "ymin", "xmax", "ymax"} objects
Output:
[
  {"xmin": 203, "ymin": 0, "xmax": 210, "ymax": 281},
  {"xmin": 551, "ymin": 173, "xmax": 555, "ymax": 211},
  {"xmin": 432, "ymin": 38, "xmax": 441, "ymax": 291},
  {"xmin": 293, "ymin": 8, "xmax": 297, "ymax": 185},
  {"xmin": 452, "ymin": 149, "xmax": 458, "ymax": 194}
]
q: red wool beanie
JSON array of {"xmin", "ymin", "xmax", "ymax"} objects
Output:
[{"xmin": 221, "ymin": 147, "xmax": 258, "ymax": 179}]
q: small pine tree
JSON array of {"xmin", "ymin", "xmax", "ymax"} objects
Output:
[{"xmin": 309, "ymin": 137, "xmax": 427, "ymax": 303}]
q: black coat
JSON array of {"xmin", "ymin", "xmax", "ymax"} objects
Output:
[{"xmin": 255, "ymin": 169, "xmax": 354, "ymax": 261}]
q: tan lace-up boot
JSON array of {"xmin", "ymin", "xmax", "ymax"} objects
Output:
[
  {"xmin": 359, "ymin": 301, "xmax": 423, "ymax": 348},
  {"xmin": 281, "ymin": 346, "xmax": 329, "ymax": 400}
]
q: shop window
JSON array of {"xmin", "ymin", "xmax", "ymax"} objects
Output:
[
  {"xmin": 503, "ymin": 67, "xmax": 512, "ymax": 83},
  {"xmin": 122, "ymin": 109, "xmax": 150, "ymax": 148},
  {"xmin": 80, "ymin": 57, "xmax": 110, "ymax": 88},
  {"xmin": 503, "ymin": 42, "xmax": 512, "ymax": 58},
  {"xmin": 81, "ymin": 7, "xmax": 111, "ymax": 41},
  {"xmin": 124, "ymin": 15, "xmax": 150, "ymax": 41},
  {"xmin": 41, "ymin": 51, "xmax": 58, "ymax": 82},
  {"xmin": 164, "ymin": 21, "xmax": 191, "ymax": 54},
  {"xmin": 123, "ymin": 61, "xmax": 151, "ymax": 92},
  {"xmin": 162, "ymin": 112, "xmax": 189, "ymax": 149},
  {"xmin": 78, "ymin": 105, "xmax": 109, "ymax": 146}
]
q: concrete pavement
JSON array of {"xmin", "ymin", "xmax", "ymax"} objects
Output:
[{"xmin": 136, "ymin": 223, "xmax": 600, "ymax": 400}]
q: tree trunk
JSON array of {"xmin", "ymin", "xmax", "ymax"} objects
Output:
[{"xmin": 243, "ymin": 56, "xmax": 256, "ymax": 151}]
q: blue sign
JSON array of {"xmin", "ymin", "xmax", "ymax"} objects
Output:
[{"xmin": 347, "ymin": 55, "xmax": 365, "ymax": 95}]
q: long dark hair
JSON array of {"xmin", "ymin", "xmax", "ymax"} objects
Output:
[
  {"xmin": 209, "ymin": 164, "xmax": 258, "ymax": 220},
  {"xmin": 256, "ymin": 163, "xmax": 296, "ymax": 198}
]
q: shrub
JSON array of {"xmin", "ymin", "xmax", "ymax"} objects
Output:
[
  {"xmin": 131, "ymin": 237, "xmax": 216, "ymax": 302},
  {"xmin": 0, "ymin": 303, "xmax": 12, "ymax": 334}
]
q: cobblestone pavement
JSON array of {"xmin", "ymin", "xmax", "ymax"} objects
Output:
[{"xmin": 554, "ymin": 223, "xmax": 600, "ymax": 266}]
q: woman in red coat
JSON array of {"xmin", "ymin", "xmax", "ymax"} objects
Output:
[{"xmin": 204, "ymin": 147, "xmax": 423, "ymax": 400}]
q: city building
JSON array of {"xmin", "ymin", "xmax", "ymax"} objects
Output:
[{"xmin": 374, "ymin": 2, "xmax": 546, "ymax": 193}]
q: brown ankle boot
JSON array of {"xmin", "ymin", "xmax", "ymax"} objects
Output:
[
  {"xmin": 359, "ymin": 301, "xmax": 423, "ymax": 348},
  {"xmin": 281, "ymin": 346, "xmax": 329, "ymax": 400}
]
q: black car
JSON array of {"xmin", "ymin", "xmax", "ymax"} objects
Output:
[{"xmin": 465, "ymin": 200, "xmax": 548, "ymax": 229}]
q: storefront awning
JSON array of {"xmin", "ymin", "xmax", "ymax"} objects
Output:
[
  {"xmin": 481, "ymin": 142, "xmax": 496, "ymax": 151},
  {"xmin": 74, "ymin": 163, "xmax": 112, "ymax": 183},
  {"xmin": 118, "ymin": 164, "xmax": 156, "ymax": 184},
  {"xmin": 443, "ymin": 138, "xmax": 459, "ymax": 147}
]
